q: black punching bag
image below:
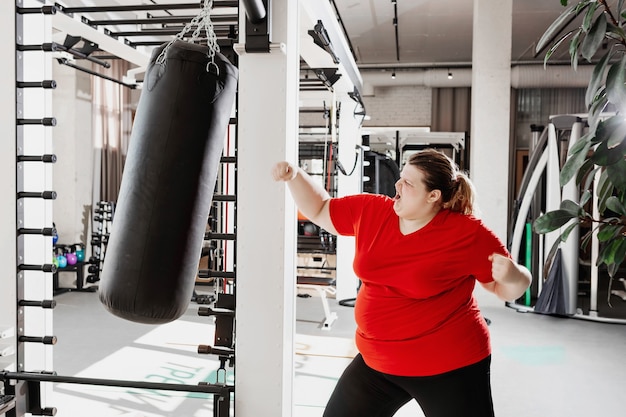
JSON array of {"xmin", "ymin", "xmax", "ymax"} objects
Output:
[{"xmin": 99, "ymin": 40, "xmax": 238, "ymax": 324}]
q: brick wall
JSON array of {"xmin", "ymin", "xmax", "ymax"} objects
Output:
[{"xmin": 363, "ymin": 85, "xmax": 432, "ymax": 127}]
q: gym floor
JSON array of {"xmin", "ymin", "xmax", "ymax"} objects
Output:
[{"xmin": 47, "ymin": 282, "xmax": 626, "ymax": 417}]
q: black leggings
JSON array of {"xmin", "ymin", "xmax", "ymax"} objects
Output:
[{"xmin": 323, "ymin": 354, "xmax": 494, "ymax": 417}]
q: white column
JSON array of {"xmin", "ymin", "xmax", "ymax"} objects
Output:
[
  {"xmin": 335, "ymin": 92, "xmax": 362, "ymax": 301},
  {"xmin": 470, "ymin": 0, "xmax": 512, "ymax": 240},
  {"xmin": 235, "ymin": 0, "xmax": 299, "ymax": 415}
]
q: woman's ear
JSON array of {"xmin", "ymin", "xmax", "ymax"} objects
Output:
[{"xmin": 428, "ymin": 189, "xmax": 442, "ymax": 203}]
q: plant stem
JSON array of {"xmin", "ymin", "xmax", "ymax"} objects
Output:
[
  {"xmin": 599, "ymin": 0, "xmax": 619, "ymax": 27},
  {"xmin": 583, "ymin": 214, "xmax": 626, "ymax": 227}
]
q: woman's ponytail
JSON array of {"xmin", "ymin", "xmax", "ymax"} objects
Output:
[{"xmin": 442, "ymin": 172, "xmax": 475, "ymax": 215}]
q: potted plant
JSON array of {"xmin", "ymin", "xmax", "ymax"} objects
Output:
[{"xmin": 533, "ymin": 0, "xmax": 626, "ymax": 288}]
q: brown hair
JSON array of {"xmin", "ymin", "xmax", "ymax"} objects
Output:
[{"xmin": 407, "ymin": 149, "xmax": 475, "ymax": 215}]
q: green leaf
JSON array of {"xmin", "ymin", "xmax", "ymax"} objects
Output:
[
  {"xmin": 533, "ymin": 210, "xmax": 579, "ymax": 233},
  {"xmin": 586, "ymin": 50, "xmax": 611, "ymax": 107},
  {"xmin": 582, "ymin": 1, "xmax": 599, "ymax": 32},
  {"xmin": 580, "ymin": 162, "xmax": 599, "ymax": 190},
  {"xmin": 560, "ymin": 139, "xmax": 592, "ymax": 186},
  {"xmin": 607, "ymin": 118, "xmax": 626, "ymax": 149},
  {"xmin": 597, "ymin": 169, "xmax": 615, "ymax": 213},
  {"xmin": 593, "ymin": 134, "xmax": 626, "ymax": 166},
  {"xmin": 606, "ymin": 22, "xmax": 626, "ymax": 41},
  {"xmin": 607, "ymin": 157, "xmax": 626, "ymax": 191},
  {"xmin": 536, "ymin": 3, "xmax": 579, "ymax": 54},
  {"xmin": 559, "ymin": 219, "xmax": 582, "ymax": 243},
  {"xmin": 581, "ymin": 228, "xmax": 594, "ymax": 251},
  {"xmin": 575, "ymin": 0, "xmax": 592, "ymax": 14},
  {"xmin": 601, "ymin": 236, "xmax": 626, "ymax": 266},
  {"xmin": 592, "ymin": 115, "xmax": 626, "ymax": 166},
  {"xmin": 588, "ymin": 91, "xmax": 608, "ymax": 132},
  {"xmin": 605, "ymin": 56, "xmax": 626, "ymax": 108},
  {"xmin": 581, "ymin": 12, "xmax": 607, "ymax": 61},
  {"xmin": 560, "ymin": 199, "xmax": 585, "ymax": 216},
  {"xmin": 607, "ymin": 261, "xmax": 620, "ymax": 278},
  {"xmin": 595, "ymin": 115, "xmax": 622, "ymax": 138},
  {"xmin": 580, "ymin": 189, "xmax": 592, "ymax": 207},
  {"xmin": 568, "ymin": 132, "xmax": 593, "ymax": 155},
  {"xmin": 597, "ymin": 224, "xmax": 623, "ymax": 242},
  {"xmin": 545, "ymin": 32, "xmax": 574, "ymax": 67},
  {"xmin": 570, "ymin": 30, "xmax": 582, "ymax": 70},
  {"xmin": 606, "ymin": 195, "xmax": 626, "ymax": 215},
  {"xmin": 613, "ymin": 237, "xmax": 626, "ymax": 268}
]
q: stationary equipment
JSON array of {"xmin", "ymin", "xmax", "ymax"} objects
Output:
[{"xmin": 507, "ymin": 114, "xmax": 626, "ymax": 323}]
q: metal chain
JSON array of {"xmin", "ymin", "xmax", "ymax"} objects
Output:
[{"xmin": 155, "ymin": 0, "xmax": 220, "ymax": 72}]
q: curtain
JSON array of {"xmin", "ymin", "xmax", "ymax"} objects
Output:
[
  {"xmin": 514, "ymin": 88, "xmax": 586, "ymax": 149},
  {"xmin": 92, "ymin": 59, "xmax": 132, "ymax": 203},
  {"xmin": 430, "ymin": 87, "xmax": 471, "ymax": 133}
]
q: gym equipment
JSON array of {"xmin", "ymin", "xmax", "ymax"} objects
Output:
[
  {"xmin": 16, "ymin": 80, "xmax": 57, "ymax": 89},
  {"xmin": 16, "ymin": 191, "xmax": 57, "ymax": 200},
  {"xmin": 16, "ymin": 117, "xmax": 56, "ymax": 126},
  {"xmin": 73, "ymin": 243, "xmax": 85, "ymax": 262},
  {"xmin": 0, "ymin": 370, "xmax": 231, "ymax": 417},
  {"xmin": 18, "ymin": 300, "xmax": 56, "ymax": 309},
  {"xmin": 363, "ymin": 150, "xmax": 400, "ymax": 197},
  {"xmin": 87, "ymin": 202, "xmax": 113, "ymax": 285},
  {"xmin": 54, "ymin": 244, "xmax": 67, "ymax": 268},
  {"xmin": 17, "ymin": 264, "xmax": 56, "ymax": 273},
  {"xmin": 17, "ymin": 227, "xmax": 56, "ymax": 236},
  {"xmin": 18, "ymin": 336, "xmax": 56, "ymax": 345},
  {"xmin": 65, "ymin": 252, "xmax": 77, "ymax": 266},
  {"xmin": 16, "ymin": 154, "xmax": 56, "ymax": 163},
  {"xmin": 99, "ymin": 10, "xmax": 238, "ymax": 324},
  {"xmin": 56, "ymin": 254, "xmax": 67, "ymax": 269},
  {"xmin": 52, "ymin": 241, "xmax": 94, "ymax": 294},
  {"xmin": 508, "ymin": 115, "xmax": 626, "ymax": 324}
]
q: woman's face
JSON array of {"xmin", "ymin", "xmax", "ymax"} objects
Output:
[{"xmin": 393, "ymin": 164, "xmax": 440, "ymax": 220}]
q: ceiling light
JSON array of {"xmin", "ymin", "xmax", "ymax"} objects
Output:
[
  {"xmin": 391, "ymin": 70, "xmax": 396, "ymax": 79},
  {"xmin": 447, "ymin": 70, "xmax": 453, "ymax": 79}
]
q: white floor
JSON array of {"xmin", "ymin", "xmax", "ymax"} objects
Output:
[{"xmin": 26, "ymin": 284, "xmax": 626, "ymax": 416}]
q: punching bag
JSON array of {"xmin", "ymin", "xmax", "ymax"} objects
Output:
[{"xmin": 99, "ymin": 40, "xmax": 238, "ymax": 324}]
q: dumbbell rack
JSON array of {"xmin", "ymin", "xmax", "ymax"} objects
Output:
[
  {"xmin": 51, "ymin": 242, "xmax": 92, "ymax": 295},
  {"xmin": 85, "ymin": 201, "xmax": 115, "ymax": 287}
]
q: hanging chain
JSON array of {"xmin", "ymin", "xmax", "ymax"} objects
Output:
[{"xmin": 155, "ymin": 0, "xmax": 220, "ymax": 73}]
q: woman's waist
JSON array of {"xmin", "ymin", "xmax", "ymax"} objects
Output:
[{"xmin": 354, "ymin": 287, "xmax": 477, "ymax": 340}]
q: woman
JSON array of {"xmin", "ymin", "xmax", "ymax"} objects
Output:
[{"xmin": 272, "ymin": 149, "xmax": 531, "ymax": 417}]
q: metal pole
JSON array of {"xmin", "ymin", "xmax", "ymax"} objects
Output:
[
  {"xmin": 54, "ymin": 1, "xmax": 239, "ymax": 13},
  {"xmin": 241, "ymin": 0, "xmax": 266, "ymax": 24},
  {"xmin": 0, "ymin": 371, "xmax": 232, "ymax": 395}
]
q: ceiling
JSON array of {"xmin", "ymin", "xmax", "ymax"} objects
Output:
[
  {"xmin": 53, "ymin": 0, "xmax": 574, "ymax": 70},
  {"xmin": 333, "ymin": 0, "xmax": 571, "ymax": 68}
]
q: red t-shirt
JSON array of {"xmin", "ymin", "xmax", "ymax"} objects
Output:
[{"xmin": 329, "ymin": 194, "xmax": 509, "ymax": 376}]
